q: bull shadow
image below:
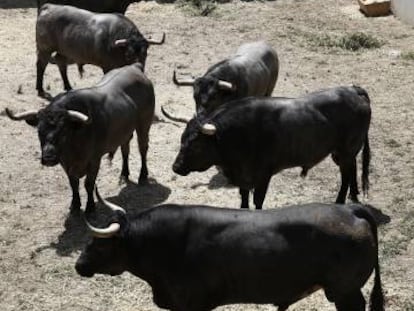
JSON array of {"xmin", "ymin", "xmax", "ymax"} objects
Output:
[
  {"xmin": 190, "ymin": 169, "xmax": 235, "ymax": 190},
  {"xmin": 50, "ymin": 177, "xmax": 171, "ymax": 256},
  {"xmin": 0, "ymin": 0, "xmax": 36, "ymax": 9}
]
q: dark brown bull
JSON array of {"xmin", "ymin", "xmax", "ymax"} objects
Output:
[{"xmin": 36, "ymin": 4, "xmax": 164, "ymax": 97}]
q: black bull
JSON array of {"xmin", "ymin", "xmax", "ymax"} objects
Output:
[
  {"xmin": 36, "ymin": 4, "xmax": 164, "ymax": 97},
  {"xmin": 171, "ymin": 41, "xmax": 279, "ymax": 114},
  {"xmin": 5, "ymin": 63, "xmax": 154, "ymax": 212},
  {"xmin": 37, "ymin": 0, "xmax": 140, "ymax": 14},
  {"xmin": 76, "ymin": 190, "xmax": 384, "ymax": 311},
  {"xmin": 172, "ymin": 85, "xmax": 371, "ymax": 209}
]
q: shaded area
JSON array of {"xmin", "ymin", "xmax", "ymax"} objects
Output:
[
  {"xmin": 0, "ymin": 0, "xmax": 37, "ymax": 9},
  {"xmin": 191, "ymin": 169, "xmax": 234, "ymax": 190},
  {"xmin": 50, "ymin": 178, "xmax": 171, "ymax": 256}
]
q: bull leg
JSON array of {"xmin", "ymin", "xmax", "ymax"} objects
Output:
[
  {"xmin": 36, "ymin": 51, "xmax": 51, "ymax": 97},
  {"xmin": 253, "ymin": 176, "xmax": 271, "ymax": 210},
  {"xmin": 84, "ymin": 161, "xmax": 100, "ymax": 212},
  {"xmin": 55, "ymin": 54, "xmax": 72, "ymax": 91},
  {"xmin": 68, "ymin": 175, "xmax": 81, "ymax": 212},
  {"xmin": 136, "ymin": 127, "xmax": 149, "ymax": 185},
  {"xmin": 334, "ymin": 290, "xmax": 365, "ymax": 311},
  {"xmin": 349, "ymin": 159, "xmax": 360, "ymax": 203},
  {"xmin": 336, "ymin": 162, "xmax": 351, "ymax": 204},
  {"xmin": 120, "ymin": 141, "xmax": 130, "ymax": 184},
  {"xmin": 239, "ymin": 188, "xmax": 249, "ymax": 209}
]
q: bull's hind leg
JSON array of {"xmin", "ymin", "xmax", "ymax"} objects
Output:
[
  {"xmin": 84, "ymin": 160, "xmax": 101, "ymax": 212},
  {"xmin": 54, "ymin": 54, "xmax": 72, "ymax": 91},
  {"xmin": 334, "ymin": 290, "xmax": 365, "ymax": 311},
  {"xmin": 68, "ymin": 175, "xmax": 81, "ymax": 212},
  {"xmin": 136, "ymin": 125, "xmax": 150, "ymax": 185},
  {"xmin": 336, "ymin": 162, "xmax": 351, "ymax": 204},
  {"xmin": 120, "ymin": 141, "xmax": 130, "ymax": 184},
  {"xmin": 253, "ymin": 176, "xmax": 271, "ymax": 210},
  {"xmin": 36, "ymin": 50, "xmax": 51, "ymax": 97},
  {"xmin": 239, "ymin": 188, "xmax": 249, "ymax": 209},
  {"xmin": 349, "ymin": 159, "xmax": 360, "ymax": 203}
]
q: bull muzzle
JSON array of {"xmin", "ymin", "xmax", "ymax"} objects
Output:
[
  {"xmin": 41, "ymin": 145, "xmax": 59, "ymax": 166},
  {"xmin": 75, "ymin": 260, "xmax": 94, "ymax": 278}
]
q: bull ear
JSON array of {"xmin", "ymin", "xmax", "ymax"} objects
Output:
[{"xmin": 26, "ymin": 117, "xmax": 39, "ymax": 127}]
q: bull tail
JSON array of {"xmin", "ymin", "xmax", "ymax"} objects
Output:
[
  {"xmin": 362, "ymin": 134, "xmax": 370, "ymax": 196},
  {"xmin": 351, "ymin": 207, "xmax": 384, "ymax": 311},
  {"xmin": 370, "ymin": 256, "xmax": 384, "ymax": 311}
]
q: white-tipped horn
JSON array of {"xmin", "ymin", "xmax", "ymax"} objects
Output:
[
  {"xmin": 5, "ymin": 108, "xmax": 38, "ymax": 121},
  {"xmin": 81, "ymin": 186, "xmax": 125, "ymax": 238},
  {"xmin": 173, "ymin": 70, "xmax": 195, "ymax": 86},
  {"xmin": 95, "ymin": 187, "xmax": 126, "ymax": 214},
  {"xmin": 67, "ymin": 110, "xmax": 89, "ymax": 123},
  {"xmin": 161, "ymin": 105, "xmax": 190, "ymax": 124},
  {"xmin": 218, "ymin": 80, "xmax": 234, "ymax": 90},
  {"xmin": 201, "ymin": 123, "xmax": 216, "ymax": 135},
  {"xmin": 114, "ymin": 39, "xmax": 128, "ymax": 47},
  {"xmin": 146, "ymin": 32, "xmax": 165, "ymax": 45},
  {"xmin": 84, "ymin": 221, "xmax": 121, "ymax": 239}
]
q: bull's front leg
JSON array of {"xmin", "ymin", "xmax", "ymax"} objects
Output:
[
  {"xmin": 68, "ymin": 175, "xmax": 81, "ymax": 212},
  {"xmin": 84, "ymin": 161, "xmax": 101, "ymax": 212},
  {"xmin": 239, "ymin": 188, "xmax": 249, "ymax": 209}
]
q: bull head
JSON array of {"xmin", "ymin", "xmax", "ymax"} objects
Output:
[
  {"xmin": 82, "ymin": 187, "xmax": 126, "ymax": 239},
  {"xmin": 173, "ymin": 70, "xmax": 234, "ymax": 91}
]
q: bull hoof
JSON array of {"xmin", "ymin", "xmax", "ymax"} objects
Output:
[
  {"xmin": 119, "ymin": 175, "xmax": 129, "ymax": 185},
  {"xmin": 69, "ymin": 199, "xmax": 81, "ymax": 213}
]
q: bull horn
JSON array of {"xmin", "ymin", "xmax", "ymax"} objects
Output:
[
  {"xmin": 5, "ymin": 108, "xmax": 38, "ymax": 121},
  {"xmin": 81, "ymin": 187, "xmax": 126, "ymax": 239},
  {"xmin": 67, "ymin": 110, "xmax": 89, "ymax": 124},
  {"xmin": 114, "ymin": 39, "xmax": 128, "ymax": 47},
  {"xmin": 173, "ymin": 70, "xmax": 195, "ymax": 87},
  {"xmin": 218, "ymin": 80, "xmax": 234, "ymax": 90},
  {"xmin": 146, "ymin": 32, "xmax": 165, "ymax": 45},
  {"xmin": 95, "ymin": 187, "xmax": 126, "ymax": 214},
  {"xmin": 200, "ymin": 123, "xmax": 216, "ymax": 135},
  {"xmin": 161, "ymin": 105, "xmax": 190, "ymax": 124}
]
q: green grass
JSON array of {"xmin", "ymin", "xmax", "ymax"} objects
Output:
[
  {"xmin": 309, "ymin": 32, "xmax": 383, "ymax": 51},
  {"xmin": 401, "ymin": 51, "xmax": 414, "ymax": 61}
]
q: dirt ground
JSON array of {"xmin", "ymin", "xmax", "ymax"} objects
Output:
[{"xmin": 0, "ymin": 0, "xmax": 413, "ymax": 310}]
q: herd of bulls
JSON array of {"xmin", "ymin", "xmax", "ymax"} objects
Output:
[{"xmin": 4, "ymin": 1, "xmax": 385, "ymax": 311}]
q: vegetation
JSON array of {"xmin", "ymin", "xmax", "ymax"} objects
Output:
[
  {"xmin": 401, "ymin": 51, "xmax": 414, "ymax": 61},
  {"xmin": 178, "ymin": 0, "xmax": 217, "ymax": 16},
  {"xmin": 310, "ymin": 32, "xmax": 383, "ymax": 51}
]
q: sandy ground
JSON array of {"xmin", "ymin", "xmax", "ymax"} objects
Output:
[{"xmin": 0, "ymin": 0, "xmax": 413, "ymax": 310}]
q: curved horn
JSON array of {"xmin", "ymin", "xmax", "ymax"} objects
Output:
[
  {"xmin": 161, "ymin": 105, "xmax": 191, "ymax": 124},
  {"xmin": 67, "ymin": 110, "xmax": 89, "ymax": 124},
  {"xmin": 5, "ymin": 108, "xmax": 38, "ymax": 121},
  {"xmin": 218, "ymin": 80, "xmax": 233, "ymax": 90},
  {"xmin": 114, "ymin": 39, "xmax": 128, "ymax": 47},
  {"xmin": 95, "ymin": 187, "xmax": 126, "ymax": 214},
  {"xmin": 173, "ymin": 70, "xmax": 195, "ymax": 86},
  {"xmin": 81, "ymin": 187, "xmax": 125, "ymax": 238},
  {"xmin": 200, "ymin": 123, "xmax": 216, "ymax": 135},
  {"xmin": 146, "ymin": 32, "xmax": 165, "ymax": 45}
]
